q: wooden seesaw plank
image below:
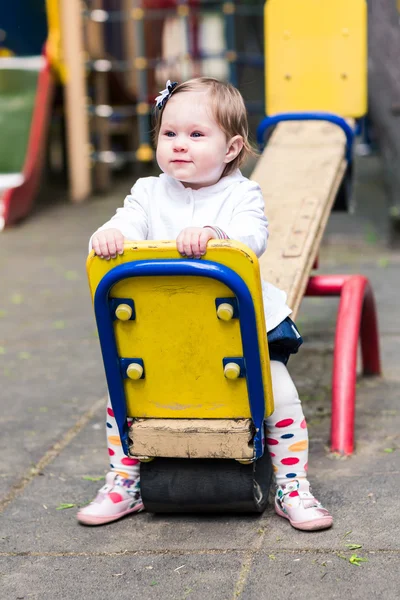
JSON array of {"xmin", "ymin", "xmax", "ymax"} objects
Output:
[
  {"xmin": 251, "ymin": 121, "xmax": 348, "ymax": 319},
  {"xmin": 130, "ymin": 418, "xmax": 254, "ymax": 460}
]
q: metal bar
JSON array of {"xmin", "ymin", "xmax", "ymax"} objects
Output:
[
  {"xmin": 224, "ymin": 3, "xmax": 237, "ymax": 86},
  {"xmin": 88, "ymin": 51, "xmax": 264, "ymax": 73},
  {"xmin": 305, "ymin": 274, "xmax": 381, "ymax": 455},
  {"xmin": 131, "ymin": 3, "xmax": 151, "ymax": 149},
  {"xmin": 83, "ymin": 5, "xmax": 263, "ymax": 22},
  {"xmin": 257, "ymin": 112, "xmax": 355, "ymax": 164}
]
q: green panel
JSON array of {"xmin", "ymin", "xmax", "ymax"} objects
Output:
[{"xmin": 0, "ymin": 69, "xmax": 38, "ymax": 174}]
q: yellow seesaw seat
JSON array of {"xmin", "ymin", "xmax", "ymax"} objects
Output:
[{"xmin": 87, "ymin": 241, "xmax": 274, "ymax": 460}]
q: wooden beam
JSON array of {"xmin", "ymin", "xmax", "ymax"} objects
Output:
[
  {"xmin": 251, "ymin": 121, "xmax": 348, "ymax": 319},
  {"xmin": 130, "ymin": 418, "xmax": 254, "ymax": 460},
  {"xmin": 60, "ymin": 0, "xmax": 91, "ymax": 202}
]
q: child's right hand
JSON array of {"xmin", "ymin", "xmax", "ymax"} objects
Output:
[{"xmin": 92, "ymin": 228, "xmax": 125, "ymax": 259}]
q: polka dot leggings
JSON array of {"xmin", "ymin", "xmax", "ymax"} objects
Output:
[
  {"xmin": 266, "ymin": 361, "xmax": 308, "ymax": 485},
  {"xmin": 105, "ymin": 360, "xmax": 308, "ymax": 487},
  {"xmin": 106, "ymin": 406, "xmax": 140, "ymax": 480}
]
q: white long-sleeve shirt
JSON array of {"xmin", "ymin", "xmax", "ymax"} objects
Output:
[{"xmin": 91, "ymin": 169, "xmax": 292, "ymax": 331}]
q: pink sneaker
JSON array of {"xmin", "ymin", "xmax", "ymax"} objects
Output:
[
  {"xmin": 275, "ymin": 479, "xmax": 333, "ymax": 531},
  {"xmin": 77, "ymin": 472, "xmax": 144, "ymax": 526}
]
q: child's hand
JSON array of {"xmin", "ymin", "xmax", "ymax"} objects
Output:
[
  {"xmin": 176, "ymin": 227, "xmax": 217, "ymax": 258},
  {"xmin": 92, "ymin": 228, "xmax": 125, "ymax": 259}
]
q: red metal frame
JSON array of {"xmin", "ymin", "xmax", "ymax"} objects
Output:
[
  {"xmin": 2, "ymin": 50, "xmax": 54, "ymax": 227},
  {"xmin": 305, "ymin": 274, "xmax": 381, "ymax": 455}
]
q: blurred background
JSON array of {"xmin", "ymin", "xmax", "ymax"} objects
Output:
[
  {"xmin": 0, "ymin": 1, "xmax": 400, "ymax": 237},
  {"xmin": 0, "ymin": 0, "xmax": 266, "ymax": 228}
]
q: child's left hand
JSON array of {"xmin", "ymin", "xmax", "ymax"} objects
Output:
[{"xmin": 176, "ymin": 227, "xmax": 218, "ymax": 258}]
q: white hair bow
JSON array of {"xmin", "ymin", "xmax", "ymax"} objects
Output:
[{"xmin": 155, "ymin": 80, "xmax": 178, "ymax": 110}]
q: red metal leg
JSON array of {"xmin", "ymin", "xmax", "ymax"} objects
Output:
[{"xmin": 305, "ymin": 275, "xmax": 381, "ymax": 455}]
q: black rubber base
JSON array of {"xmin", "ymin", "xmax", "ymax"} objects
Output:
[{"xmin": 140, "ymin": 450, "xmax": 272, "ymax": 514}]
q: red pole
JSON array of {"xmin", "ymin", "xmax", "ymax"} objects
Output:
[
  {"xmin": 360, "ymin": 281, "xmax": 381, "ymax": 375},
  {"xmin": 305, "ymin": 275, "xmax": 381, "ymax": 455}
]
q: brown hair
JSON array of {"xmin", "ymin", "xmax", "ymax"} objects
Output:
[{"xmin": 153, "ymin": 77, "xmax": 257, "ymax": 176}]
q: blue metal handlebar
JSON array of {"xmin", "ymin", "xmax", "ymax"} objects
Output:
[
  {"xmin": 94, "ymin": 259, "xmax": 267, "ymax": 459},
  {"xmin": 257, "ymin": 111, "xmax": 355, "ymax": 164}
]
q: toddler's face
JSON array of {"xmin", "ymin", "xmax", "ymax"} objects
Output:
[{"xmin": 156, "ymin": 91, "xmax": 231, "ymax": 189}]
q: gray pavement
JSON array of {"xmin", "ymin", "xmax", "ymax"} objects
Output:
[{"xmin": 1, "ymin": 153, "xmax": 399, "ymax": 599}]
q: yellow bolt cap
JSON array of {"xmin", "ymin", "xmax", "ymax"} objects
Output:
[
  {"xmin": 224, "ymin": 362, "xmax": 241, "ymax": 379},
  {"xmin": 115, "ymin": 303, "xmax": 132, "ymax": 321},
  {"xmin": 217, "ymin": 303, "xmax": 234, "ymax": 321},
  {"xmin": 127, "ymin": 363, "xmax": 143, "ymax": 380}
]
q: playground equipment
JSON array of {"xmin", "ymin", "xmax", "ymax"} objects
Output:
[
  {"xmin": 253, "ymin": 0, "xmax": 379, "ymax": 455},
  {"xmin": 0, "ymin": 1, "xmax": 264, "ymax": 225},
  {"xmin": 58, "ymin": 0, "xmax": 263, "ymax": 197},
  {"xmin": 0, "ymin": 55, "xmax": 53, "ymax": 230},
  {"xmin": 0, "ymin": 0, "xmax": 70, "ymax": 229},
  {"xmin": 0, "ymin": 0, "xmax": 54, "ymax": 230},
  {"xmin": 87, "ymin": 241, "xmax": 274, "ymax": 512},
  {"xmin": 86, "ymin": 0, "xmax": 380, "ymax": 512}
]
